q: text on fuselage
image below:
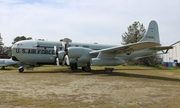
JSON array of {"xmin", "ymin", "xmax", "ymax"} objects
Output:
[{"xmin": 15, "ymin": 48, "xmax": 54, "ymax": 55}]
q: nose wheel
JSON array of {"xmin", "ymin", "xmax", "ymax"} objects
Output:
[
  {"xmin": 18, "ymin": 66, "xmax": 24, "ymax": 73},
  {"xmin": 1, "ymin": 66, "xmax": 5, "ymax": 70}
]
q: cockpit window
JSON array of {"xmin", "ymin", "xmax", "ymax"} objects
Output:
[
  {"xmin": 13, "ymin": 43, "xmax": 17, "ymax": 47},
  {"xmin": 12, "ymin": 40, "xmax": 37, "ymax": 48},
  {"xmin": 17, "ymin": 43, "xmax": 23, "ymax": 46}
]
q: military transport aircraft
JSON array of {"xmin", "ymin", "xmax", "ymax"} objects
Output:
[
  {"xmin": 0, "ymin": 58, "xmax": 20, "ymax": 69},
  {"xmin": 11, "ymin": 20, "xmax": 172, "ymax": 73}
]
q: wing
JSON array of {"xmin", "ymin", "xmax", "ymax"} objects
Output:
[
  {"xmin": 0, "ymin": 59, "xmax": 18, "ymax": 66},
  {"xmin": 0, "ymin": 63, "xmax": 11, "ymax": 66},
  {"xmin": 90, "ymin": 41, "xmax": 161, "ymax": 56},
  {"xmin": 0, "ymin": 64, "xmax": 6, "ymax": 66}
]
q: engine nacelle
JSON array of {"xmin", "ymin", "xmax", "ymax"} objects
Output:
[
  {"xmin": 91, "ymin": 58, "xmax": 125, "ymax": 66},
  {"xmin": 68, "ymin": 47, "xmax": 83, "ymax": 58},
  {"xmin": 58, "ymin": 47, "xmax": 83, "ymax": 60},
  {"xmin": 58, "ymin": 47, "xmax": 92, "ymax": 62}
]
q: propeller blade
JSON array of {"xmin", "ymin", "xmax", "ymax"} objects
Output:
[
  {"xmin": 64, "ymin": 38, "xmax": 69, "ymax": 50},
  {"xmin": 54, "ymin": 46, "xmax": 57, "ymax": 54},
  {"xmin": 62, "ymin": 55, "xmax": 70, "ymax": 66},
  {"xmin": 62, "ymin": 55, "xmax": 66, "ymax": 66},
  {"xmin": 56, "ymin": 44, "xmax": 60, "ymax": 52},
  {"xmin": 56, "ymin": 57, "xmax": 59, "ymax": 66},
  {"xmin": 60, "ymin": 38, "xmax": 71, "ymax": 66},
  {"xmin": 61, "ymin": 42, "xmax": 65, "ymax": 51},
  {"xmin": 65, "ymin": 55, "xmax": 70, "ymax": 65},
  {"xmin": 53, "ymin": 44, "xmax": 60, "ymax": 66}
]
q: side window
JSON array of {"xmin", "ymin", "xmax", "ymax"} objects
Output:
[{"xmin": 83, "ymin": 45, "xmax": 89, "ymax": 48}]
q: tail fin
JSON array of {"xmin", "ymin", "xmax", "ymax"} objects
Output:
[{"xmin": 139, "ymin": 20, "xmax": 160, "ymax": 43}]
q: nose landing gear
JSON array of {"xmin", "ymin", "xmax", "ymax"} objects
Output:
[{"xmin": 18, "ymin": 66, "xmax": 24, "ymax": 73}]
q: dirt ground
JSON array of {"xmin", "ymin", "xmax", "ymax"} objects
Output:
[{"xmin": 0, "ymin": 66, "xmax": 180, "ymax": 108}]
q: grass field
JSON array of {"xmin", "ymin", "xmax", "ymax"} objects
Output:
[{"xmin": 0, "ymin": 65, "xmax": 180, "ymax": 108}]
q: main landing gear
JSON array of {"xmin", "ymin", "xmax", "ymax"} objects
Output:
[
  {"xmin": 70, "ymin": 63, "xmax": 91, "ymax": 72},
  {"xmin": 70, "ymin": 63, "xmax": 78, "ymax": 70},
  {"xmin": 82, "ymin": 66, "xmax": 91, "ymax": 72}
]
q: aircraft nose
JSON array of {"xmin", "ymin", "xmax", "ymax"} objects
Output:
[
  {"xmin": 11, "ymin": 40, "xmax": 38, "ymax": 61},
  {"xmin": 11, "ymin": 42, "xmax": 21, "ymax": 61},
  {"xmin": 12, "ymin": 42, "xmax": 18, "ymax": 53}
]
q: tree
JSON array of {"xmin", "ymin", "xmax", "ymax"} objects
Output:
[
  {"xmin": 0, "ymin": 34, "xmax": 11, "ymax": 57},
  {"xmin": 0, "ymin": 34, "xmax": 4, "ymax": 54},
  {"xmin": 12, "ymin": 36, "xmax": 32, "ymax": 44},
  {"xmin": 121, "ymin": 21, "xmax": 146, "ymax": 44},
  {"xmin": 122, "ymin": 21, "xmax": 160, "ymax": 66},
  {"xmin": 135, "ymin": 55, "xmax": 162, "ymax": 66},
  {"xmin": 0, "ymin": 34, "xmax": 3, "ymax": 45}
]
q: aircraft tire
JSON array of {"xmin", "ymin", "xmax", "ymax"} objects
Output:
[
  {"xmin": 1, "ymin": 66, "xmax": 5, "ymax": 70},
  {"xmin": 19, "ymin": 68, "xmax": 24, "ymax": 73},
  {"xmin": 70, "ymin": 64, "xmax": 77, "ymax": 70},
  {"xmin": 84, "ymin": 66, "xmax": 91, "ymax": 72},
  {"xmin": 82, "ymin": 67, "xmax": 85, "ymax": 71}
]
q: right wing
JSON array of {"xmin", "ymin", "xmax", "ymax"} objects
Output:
[{"xmin": 90, "ymin": 41, "xmax": 161, "ymax": 58}]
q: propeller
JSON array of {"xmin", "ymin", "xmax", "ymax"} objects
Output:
[
  {"xmin": 53, "ymin": 38, "xmax": 70, "ymax": 66},
  {"xmin": 54, "ymin": 45, "xmax": 60, "ymax": 66},
  {"xmin": 62, "ymin": 38, "xmax": 70, "ymax": 66}
]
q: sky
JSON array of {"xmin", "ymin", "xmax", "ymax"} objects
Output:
[{"xmin": 0, "ymin": 0, "xmax": 180, "ymax": 46}]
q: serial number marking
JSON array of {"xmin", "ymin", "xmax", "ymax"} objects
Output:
[{"xmin": 146, "ymin": 36, "xmax": 154, "ymax": 39}]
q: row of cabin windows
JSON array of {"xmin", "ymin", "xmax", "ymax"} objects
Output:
[
  {"xmin": 42, "ymin": 45, "xmax": 99, "ymax": 50},
  {"xmin": 68, "ymin": 45, "xmax": 89, "ymax": 48},
  {"xmin": 41, "ymin": 44, "xmax": 90, "ymax": 49},
  {"xmin": 68, "ymin": 45, "xmax": 100, "ymax": 50}
]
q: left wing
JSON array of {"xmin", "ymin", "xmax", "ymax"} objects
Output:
[
  {"xmin": 0, "ymin": 59, "xmax": 19, "ymax": 66},
  {"xmin": 90, "ymin": 41, "xmax": 161, "ymax": 56},
  {"xmin": 0, "ymin": 64, "xmax": 6, "ymax": 66}
]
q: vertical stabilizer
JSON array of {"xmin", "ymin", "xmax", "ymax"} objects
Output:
[{"xmin": 140, "ymin": 20, "xmax": 160, "ymax": 43}]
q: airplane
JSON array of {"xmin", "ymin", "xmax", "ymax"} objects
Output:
[
  {"xmin": 0, "ymin": 58, "xmax": 20, "ymax": 70},
  {"xmin": 11, "ymin": 20, "xmax": 173, "ymax": 73}
]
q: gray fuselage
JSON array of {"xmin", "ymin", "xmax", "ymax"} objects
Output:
[{"xmin": 11, "ymin": 40, "xmax": 156, "ymax": 66}]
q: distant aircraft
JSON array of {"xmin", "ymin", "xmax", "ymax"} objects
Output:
[
  {"xmin": 0, "ymin": 58, "xmax": 20, "ymax": 69},
  {"xmin": 11, "ymin": 20, "xmax": 173, "ymax": 73}
]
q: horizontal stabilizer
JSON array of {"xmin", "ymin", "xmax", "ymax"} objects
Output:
[
  {"xmin": 150, "ymin": 46, "xmax": 173, "ymax": 50},
  {"xmin": 150, "ymin": 46, "xmax": 173, "ymax": 54}
]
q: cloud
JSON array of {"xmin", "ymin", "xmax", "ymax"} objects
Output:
[{"xmin": 0, "ymin": 0, "xmax": 180, "ymax": 46}]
